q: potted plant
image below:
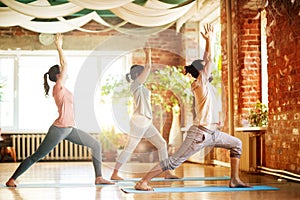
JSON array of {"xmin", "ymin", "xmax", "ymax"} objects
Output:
[
  {"xmin": 248, "ymin": 100, "xmax": 268, "ymax": 127},
  {"xmin": 101, "ymin": 66, "xmax": 193, "ymax": 111},
  {"xmin": 100, "ymin": 65, "xmax": 194, "ymax": 133}
]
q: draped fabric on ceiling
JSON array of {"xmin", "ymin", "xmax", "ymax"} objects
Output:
[{"xmin": 0, "ymin": 0, "xmax": 199, "ymax": 34}]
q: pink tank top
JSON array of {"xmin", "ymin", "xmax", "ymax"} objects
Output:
[{"xmin": 52, "ymin": 80, "xmax": 75, "ymax": 127}]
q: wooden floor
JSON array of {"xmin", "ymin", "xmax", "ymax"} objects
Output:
[{"xmin": 0, "ymin": 161, "xmax": 299, "ymax": 200}]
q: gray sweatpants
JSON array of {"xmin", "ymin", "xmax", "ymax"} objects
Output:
[
  {"xmin": 160, "ymin": 125, "xmax": 242, "ymax": 171},
  {"xmin": 10, "ymin": 125, "xmax": 102, "ymax": 180}
]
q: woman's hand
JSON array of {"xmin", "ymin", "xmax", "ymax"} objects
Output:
[
  {"xmin": 201, "ymin": 24, "xmax": 213, "ymax": 76},
  {"xmin": 136, "ymin": 44, "xmax": 151, "ymax": 84},
  {"xmin": 143, "ymin": 46, "xmax": 151, "ymax": 56},
  {"xmin": 143, "ymin": 41, "xmax": 151, "ymax": 54},
  {"xmin": 55, "ymin": 33, "xmax": 63, "ymax": 49},
  {"xmin": 143, "ymin": 42, "xmax": 151, "ymax": 69},
  {"xmin": 55, "ymin": 32, "xmax": 68, "ymax": 84},
  {"xmin": 201, "ymin": 24, "xmax": 214, "ymax": 41}
]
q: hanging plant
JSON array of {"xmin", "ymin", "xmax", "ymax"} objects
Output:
[{"xmin": 248, "ymin": 100, "xmax": 268, "ymax": 127}]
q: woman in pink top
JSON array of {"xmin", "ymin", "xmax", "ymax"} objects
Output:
[{"xmin": 6, "ymin": 33, "xmax": 114, "ymax": 187}]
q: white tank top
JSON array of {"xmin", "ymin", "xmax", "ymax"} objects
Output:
[{"xmin": 130, "ymin": 80, "xmax": 152, "ymax": 119}]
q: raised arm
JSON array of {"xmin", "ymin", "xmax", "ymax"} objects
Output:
[
  {"xmin": 55, "ymin": 33, "xmax": 68, "ymax": 85},
  {"xmin": 201, "ymin": 24, "xmax": 214, "ymax": 77},
  {"xmin": 136, "ymin": 47, "xmax": 151, "ymax": 84}
]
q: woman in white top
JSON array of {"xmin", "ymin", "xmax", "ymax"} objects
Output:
[{"xmin": 110, "ymin": 47, "xmax": 178, "ymax": 180}]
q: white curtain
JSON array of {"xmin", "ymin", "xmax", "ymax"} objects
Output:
[
  {"xmin": 0, "ymin": 0, "xmax": 82, "ymax": 18},
  {"xmin": 68, "ymin": 0, "xmax": 134, "ymax": 10},
  {"xmin": 0, "ymin": 0, "xmax": 197, "ymax": 34},
  {"xmin": 0, "ymin": 7, "xmax": 34, "ymax": 27},
  {"xmin": 110, "ymin": 1, "xmax": 195, "ymax": 27}
]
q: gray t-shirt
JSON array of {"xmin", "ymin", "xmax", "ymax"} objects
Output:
[{"xmin": 130, "ymin": 80, "xmax": 152, "ymax": 119}]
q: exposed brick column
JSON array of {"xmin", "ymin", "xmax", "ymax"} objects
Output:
[
  {"xmin": 221, "ymin": 0, "xmax": 262, "ymax": 128},
  {"xmin": 219, "ymin": 0, "xmax": 262, "ymax": 163},
  {"xmin": 236, "ymin": 1, "xmax": 262, "ymax": 122}
]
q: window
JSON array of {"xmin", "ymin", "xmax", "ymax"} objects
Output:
[
  {"xmin": 261, "ymin": 10, "xmax": 268, "ymax": 105},
  {"xmin": 18, "ymin": 56, "xmax": 57, "ymax": 131},
  {"xmin": 17, "ymin": 55, "xmax": 83, "ymax": 131},
  {"xmin": 95, "ymin": 55, "xmax": 131, "ymax": 133},
  {"xmin": 0, "ymin": 57, "xmax": 14, "ymax": 128},
  {"xmin": 0, "ymin": 50, "xmax": 129, "ymax": 133}
]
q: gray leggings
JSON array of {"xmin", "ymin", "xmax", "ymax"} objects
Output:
[
  {"xmin": 160, "ymin": 125, "xmax": 242, "ymax": 170},
  {"xmin": 10, "ymin": 125, "xmax": 102, "ymax": 180}
]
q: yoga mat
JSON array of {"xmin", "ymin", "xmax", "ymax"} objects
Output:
[
  {"xmin": 1, "ymin": 183, "xmax": 95, "ymax": 188},
  {"xmin": 121, "ymin": 185, "xmax": 279, "ymax": 193},
  {"xmin": 1, "ymin": 182, "xmax": 134, "ymax": 188},
  {"xmin": 113, "ymin": 176, "xmax": 230, "ymax": 182}
]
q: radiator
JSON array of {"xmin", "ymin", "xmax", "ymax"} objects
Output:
[{"xmin": 11, "ymin": 134, "xmax": 99, "ymax": 161}]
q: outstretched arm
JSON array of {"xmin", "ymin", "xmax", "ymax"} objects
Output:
[
  {"xmin": 201, "ymin": 24, "xmax": 214, "ymax": 77},
  {"xmin": 55, "ymin": 33, "xmax": 68, "ymax": 85},
  {"xmin": 136, "ymin": 46, "xmax": 151, "ymax": 84}
]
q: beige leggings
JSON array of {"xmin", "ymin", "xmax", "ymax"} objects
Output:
[{"xmin": 116, "ymin": 115, "xmax": 168, "ymax": 164}]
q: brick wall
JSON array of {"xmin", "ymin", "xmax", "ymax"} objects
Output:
[
  {"xmin": 265, "ymin": 1, "xmax": 300, "ymax": 173},
  {"xmin": 220, "ymin": 0, "xmax": 300, "ymax": 173}
]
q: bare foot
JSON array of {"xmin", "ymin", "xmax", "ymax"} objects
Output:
[
  {"xmin": 110, "ymin": 174, "xmax": 124, "ymax": 180},
  {"xmin": 6, "ymin": 179, "xmax": 17, "ymax": 187},
  {"xmin": 134, "ymin": 181, "xmax": 153, "ymax": 191},
  {"xmin": 229, "ymin": 179, "xmax": 251, "ymax": 188},
  {"xmin": 95, "ymin": 177, "xmax": 115, "ymax": 185},
  {"xmin": 164, "ymin": 170, "xmax": 179, "ymax": 179}
]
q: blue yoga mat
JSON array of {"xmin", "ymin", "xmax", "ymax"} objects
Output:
[
  {"xmin": 113, "ymin": 176, "xmax": 230, "ymax": 182},
  {"xmin": 121, "ymin": 185, "xmax": 279, "ymax": 193},
  {"xmin": 2, "ymin": 183, "xmax": 95, "ymax": 188},
  {"xmin": 1, "ymin": 182, "xmax": 133, "ymax": 188}
]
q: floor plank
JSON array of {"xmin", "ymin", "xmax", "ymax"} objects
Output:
[{"xmin": 0, "ymin": 161, "xmax": 299, "ymax": 200}]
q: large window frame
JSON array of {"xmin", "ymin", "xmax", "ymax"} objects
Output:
[{"xmin": 0, "ymin": 50, "xmax": 130, "ymax": 133}]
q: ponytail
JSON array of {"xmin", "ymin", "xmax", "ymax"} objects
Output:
[
  {"xmin": 43, "ymin": 73, "xmax": 50, "ymax": 97},
  {"xmin": 125, "ymin": 73, "xmax": 131, "ymax": 82}
]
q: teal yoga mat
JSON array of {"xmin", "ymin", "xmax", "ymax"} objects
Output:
[
  {"xmin": 1, "ymin": 182, "xmax": 134, "ymax": 188},
  {"xmin": 121, "ymin": 185, "xmax": 279, "ymax": 193},
  {"xmin": 113, "ymin": 176, "xmax": 230, "ymax": 182}
]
